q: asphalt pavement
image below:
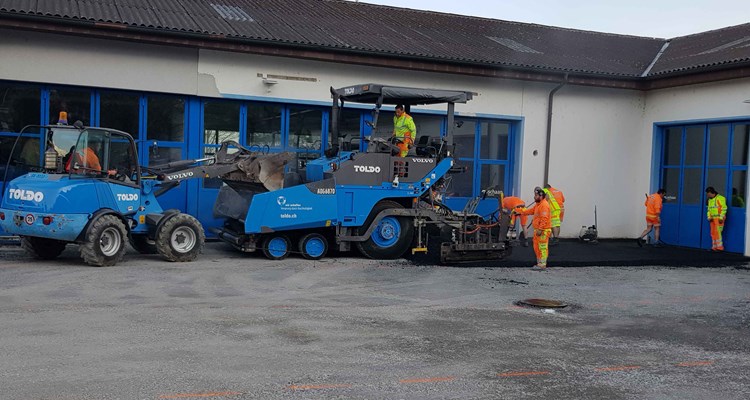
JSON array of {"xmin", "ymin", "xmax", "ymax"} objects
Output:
[{"xmin": 0, "ymin": 242, "xmax": 748, "ymax": 399}]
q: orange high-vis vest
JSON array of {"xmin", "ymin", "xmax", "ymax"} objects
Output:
[
  {"xmin": 518, "ymin": 199, "xmax": 551, "ymax": 230},
  {"xmin": 502, "ymin": 196, "xmax": 525, "ymax": 210},
  {"xmin": 645, "ymin": 193, "xmax": 663, "ymax": 217},
  {"xmin": 549, "ymin": 187, "xmax": 565, "ymax": 209}
]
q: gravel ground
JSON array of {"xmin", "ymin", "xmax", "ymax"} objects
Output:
[{"xmin": 0, "ymin": 242, "xmax": 749, "ymax": 400}]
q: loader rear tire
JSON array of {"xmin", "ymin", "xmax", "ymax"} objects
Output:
[
  {"xmin": 155, "ymin": 213, "xmax": 205, "ymax": 262},
  {"xmin": 80, "ymin": 215, "xmax": 128, "ymax": 267},
  {"xmin": 356, "ymin": 200, "xmax": 413, "ymax": 260},
  {"xmin": 21, "ymin": 236, "xmax": 67, "ymax": 260}
]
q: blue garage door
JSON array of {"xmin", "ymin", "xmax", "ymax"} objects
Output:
[{"xmin": 660, "ymin": 123, "xmax": 748, "ymax": 252}]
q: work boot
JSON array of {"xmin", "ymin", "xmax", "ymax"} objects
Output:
[
  {"xmin": 521, "ymin": 238, "xmax": 529, "ymax": 247},
  {"xmin": 550, "ymin": 237, "xmax": 559, "ymax": 246},
  {"xmin": 530, "ymin": 264, "xmax": 547, "ymax": 271},
  {"xmin": 636, "ymin": 237, "xmax": 644, "ymax": 247}
]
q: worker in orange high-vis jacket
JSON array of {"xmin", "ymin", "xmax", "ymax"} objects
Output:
[
  {"xmin": 706, "ymin": 186, "xmax": 728, "ymax": 251},
  {"xmin": 502, "ymin": 196, "xmax": 529, "ymax": 247},
  {"xmin": 544, "ymin": 184, "xmax": 565, "ymax": 244},
  {"xmin": 514, "ymin": 187, "xmax": 551, "ymax": 270},
  {"xmin": 393, "ymin": 104, "xmax": 416, "ymax": 157},
  {"xmin": 637, "ymin": 188, "xmax": 666, "ymax": 247}
]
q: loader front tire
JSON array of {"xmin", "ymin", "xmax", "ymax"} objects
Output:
[
  {"xmin": 21, "ymin": 236, "xmax": 67, "ymax": 260},
  {"xmin": 80, "ymin": 215, "xmax": 128, "ymax": 267},
  {"xmin": 155, "ymin": 213, "xmax": 205, "ymax": 262},
  {"xmin": 356, "ymin": 200, "xmax": 413, "ymax": 260}
]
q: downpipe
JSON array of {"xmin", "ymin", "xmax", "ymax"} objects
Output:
[{"xmin": 544, "ymin": 74, "xmax": 568, "ymax": 185}]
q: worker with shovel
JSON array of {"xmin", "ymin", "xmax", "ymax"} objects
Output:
[
  {"xmin": 637, "ymin": 188, "xmax": 666, "ymax": 247},
  {"xmin": 514, "ymin": 187, "xmax": 552, "ymax": 270}
]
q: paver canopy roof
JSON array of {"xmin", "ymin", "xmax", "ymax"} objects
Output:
[
  {"xmin": 1, "ymin": 0, "xmax": 749, "ymax": 78},
  {"xmin": 332, "ymin": 84, "xmax": 473, "ymax": 105}
]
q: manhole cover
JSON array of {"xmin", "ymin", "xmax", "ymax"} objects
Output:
[{"xmin": 518, "ymin": 298, "xmax": 568, "ymax": 308}]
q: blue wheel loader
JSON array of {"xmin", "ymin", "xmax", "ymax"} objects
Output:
[{"xmin": 0, "ymin": 119, "xmax": 212, "ymax": 266}]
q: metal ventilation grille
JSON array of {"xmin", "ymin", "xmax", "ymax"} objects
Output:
[
  {"xmin": 486, "ymin": 37, "xmax": 542, "ymax": 54},
  {"xmin": 210, "ymin": 3, "xmax": 254, "ymax": 22}
]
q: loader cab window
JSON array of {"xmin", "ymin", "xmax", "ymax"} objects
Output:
[{"xmin": 68, "ymin": 129, "xmax": 138, "ymax": 185}]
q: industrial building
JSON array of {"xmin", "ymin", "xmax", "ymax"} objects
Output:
[{"xmin": 1, "ymin": 0, "xmax": 749, "ymax": 253}]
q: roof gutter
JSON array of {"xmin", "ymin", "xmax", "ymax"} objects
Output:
[{"xmin": 544, "ymin": 74, "xmax": 568, "ymax": 186}]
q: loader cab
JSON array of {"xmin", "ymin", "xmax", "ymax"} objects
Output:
[{"xmin": 2, "ymin": 124, "xmax": 141, "ymax": 195}]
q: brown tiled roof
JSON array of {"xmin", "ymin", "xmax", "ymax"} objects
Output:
[{"xmin": 0, "ymin": 0, "xmax": 748, "ymax": 79}]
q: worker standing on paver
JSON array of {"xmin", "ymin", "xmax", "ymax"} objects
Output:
[
  {"xmin": 706, "ymin": 186, "xmax": 727, "ymax": 251},
  {"xmin": 544, "ymin": 184, "xmax": 565, "ymax": 244},
  {"xmin": 542, "ymin": 185, "xmax": 561, "ymax": 245},
  {"xmin": 502, "ymin": 195, "xmax": 529, "ymax": 247},
  {"xmin": 637, "ymin": 188, "xmax": 666, "ymax": 247},
  {"xmin": 514, "ymin": 187, "xmax": 551, "ymax": 270},
  {"xmin": 392, "ymin": 104, "xmax": 416, "ymax": 157}
]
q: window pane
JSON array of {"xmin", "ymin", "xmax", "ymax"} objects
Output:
[
  {"xmin": 100, "ymin": 92, "xmax": 139, "ymax": 135},
  {"xmin": 330, "ymin": 108, "xmax": 361, "ymax": 138},
  {"xmin": 662, "ymin": 168, "xmax": 680, "ymax": 203},
  {"xmin": 49, "ymin": 88, "xmax": 90, "ymax": 126},
  {"xmin": 453, "ymin": 119, "xmax": 476, "ymax": 159},
  {"xmin": 663, "ymin": 127, "xmax": 682, "ymax": 166},
  {"xmin": 480, "ymin": 122, "xmax": 509, "ymax": 160},
  {"xmin": 731, "ymin": 170, "xmax": 747, "ymax": 208},
  {"xmin": 289, "ymin": 107, "xmax": 322, "ymax": 150},
  {"xmin": 0, "ymin": 83, "xmax": 40, "ymax": 132},
  {"xmin": 684, "ymin": 126, "xmax": 704, "ymax": 165},
  {"xmin": 149, "ymin": 146, "xmax": 182, "ymax": 166},
  {"xmin": 13, "ymin": 136, "xmax": 40, "ymax": 167},
  {"xmin": 412, "ymin": 114, "xmax": 443, "ymax": 142},
  {"xmin": 448, "ymin": 161, "xmax": 474, "ymax": 197},
  {"xmin": 247, "ymin": 103, "xmax": 282, "ymax": 148},
  {"xmin": 708, "ymin": 125, "xmax": 729, "ymax": 165},
  {"xmin": 682, "ymin": 168, "xmax": 703, "ymax": 205},
  {"xmin": 147, "ymin": 95, "xmax": 184, "ymax": 142},
  {"xmin": 733, "ymin": 124, "xmax": 749, "ymax": 166},
  {"xmin": 204, "ymin": 101, "xmax": 240, "ymax": 145},
  {"xmin": 480, "ymin": 163, "xmax": 505, "ymax": 192},
  {"xmin": 706, "ymin": 168, "xmax": 727, "ymax": 196},
  {"xmin": 108, "ymin": 134, "xmax": 137, "ymax": 183}
]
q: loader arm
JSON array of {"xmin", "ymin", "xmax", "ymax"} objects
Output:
[{"xmin": 148, "ymin": 141, "xmax": 294, "ymax": 192}]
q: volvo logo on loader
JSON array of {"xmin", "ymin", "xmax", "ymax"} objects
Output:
[
  {"xmin": 166, "ymin": 171, "xmax": 194, "ymax": 181},
  {"xmin": 411, "ymin": 158, "xmax": 435, "ymax": 163},
  {"xmin": 8, "ymin": 188, "xmax": 44, "ymax": 202},
  {"xmin": 354, "ymin": 165, "xmax": 381, "ymax": 173}
]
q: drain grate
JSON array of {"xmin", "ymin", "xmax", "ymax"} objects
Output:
[{"xmin": 517, "ymin": 298, "xmax": 568, "ymax": 308}]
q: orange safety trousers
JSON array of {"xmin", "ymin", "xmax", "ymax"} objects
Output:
[
  {"xmin": 709, "ymin": 218, "xmax": 724, "ymax": 250},
  {"xmin": 533, "ymin": 228, "xmax": 551, "ymax": 267},
  {"xmin": 397, "ymin": 137, "xmax": 414, "ymax": 157}
]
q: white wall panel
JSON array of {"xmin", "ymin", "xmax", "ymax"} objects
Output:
[{"xmin": 0, "ymin": 29, "xmax": 198, "ymax": 94}]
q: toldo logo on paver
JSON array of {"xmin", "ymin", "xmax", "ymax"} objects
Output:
[
  {"xmin": 354, "ymin": 165, "xmax": 381, "ymax": 173},
  {"xmin": 8, "ymin": 188, "xmax": 44, "ymax": 202}
]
